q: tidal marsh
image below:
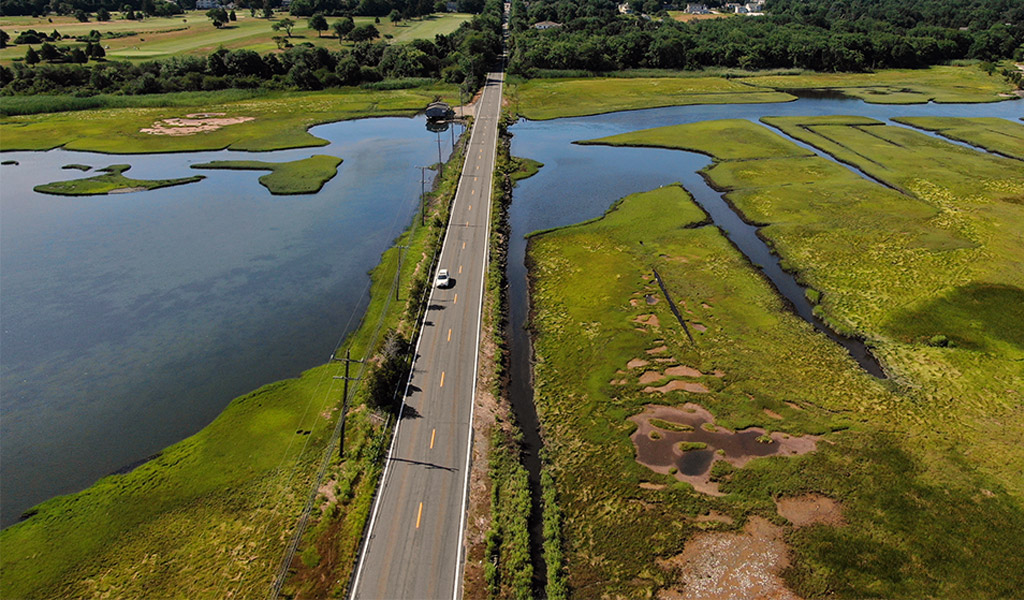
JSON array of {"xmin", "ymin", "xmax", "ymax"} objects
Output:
[
  {"xmin": 191, "ymin": 155, "xmax": 342, "ymax": 195},
  {"xmin": 528, "ymin": 182, "xmax": 1024, "ymax": 598}
]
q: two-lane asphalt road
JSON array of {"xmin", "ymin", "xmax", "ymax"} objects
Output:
[{"xmin": 350, "ymin": 70, "xmax": 504, "ymax": 600}]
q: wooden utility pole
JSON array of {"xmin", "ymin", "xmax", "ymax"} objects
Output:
[
  {"xmin": 419, "ymin": 166, "xmax": 429, "ymax": 226},
  {"xmin": 331, "ymin": 350, "xmax": 362, "ymax": 459}
]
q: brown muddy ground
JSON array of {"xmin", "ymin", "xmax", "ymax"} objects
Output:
[
  {"xmin": 630, "ymin": 404, "xmax": 819, "ymax": 495},
  {"xmin": 656, "ymin": 517, "xmax": 801, "ymax": 600},
  {"xmin": 776, "ymin": 494, "xmax": 845, "ymax": 527}
]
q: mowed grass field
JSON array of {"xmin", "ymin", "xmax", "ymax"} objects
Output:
[
  {"xmin": 509, "ymin": 66, "xmax": 1017, "ymax": 120},
  {"xmin": 589, "ymin": 118, "xmax": 1024, "ymax": 500},
  {"xmin": 0, "ymin": 85, "xmax": 457, "ymax": 153},
  {"xmin": 528, "ymin": 183, "xmax": 1024, "ymax": 598},
  {"xmin": 0, "ymin": 11, "xmax": 473, "ymax": 64},
  {"xmin": 894, "ymin": 116, "xmax": 1024, "ymax": 160}
]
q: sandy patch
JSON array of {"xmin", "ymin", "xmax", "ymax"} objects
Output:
[
  {"xmin": 630, "ymin": 298, "xmax": 640, "ymax": 307},
  {"xmin": 776, "ymin": 494, "xmax": 845, "ymax": 528},
  {"xmin": 654, "ymin": 357, "xmax": 675, "ymax": 363},
  {"xmin": 634, "ymin": 313, "xmax": 661, "ymax": 328},
  {"xmin": 656, "ymin": 516, "xmax": 800, "ymax": 600},
  {"xmin": 640, "ymin": 482, "xmax": 667, "ymax": 490},
  {"xmin": 764, "ymin": 408, "xmax": 784, "ymax": 420},
  {"xmin": 785, "ymin": 401, "xmax": 803, "ymax": 411},
  {"xmin": 691, "ymin": 323, "xmax": 708, "ymax": 332},
  {"xmin": 639, "ymin": 370, "xmax": 665, "ymax": 384},
  {"xmin": 318, "ymin": 478, "xmax": 337, "ymax": 507},
  {"xmin": 665, "ymin": 365, "xmax": 703, "ymax": 378},
  {"xmin": 108, "ymin": 187, "xmax": 146, "ymax": 194},
  {"xmin": 645, "ymin": 380, "xmax": 710, "ymax": 394},
  {"xmin": 712, "ymin": 370, "xmax": 725, "ymax": 378},
  {"xmin": 141, "ymin": 114, "xmax": 255, "ymax": 136},
  {"xmin": 647, "ymin": 345, "xmax": 669, "ymax": 355},
  {"xmin": 627, "ymin": 358, "xmax": 650, "ymax": 369}
]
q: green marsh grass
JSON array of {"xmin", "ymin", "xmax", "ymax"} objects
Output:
[
  {"xmin": 191, "ymin": 155, "xmax": 342, "ymax": 194},
  {"xmin": 528, "ymin": 181, "xmax": 1024, "ymax": 598},
  {"xmin": 893, "ymin": 116, "xmax": 1024, "ymax": 161},
  {"xmin": 34, "ymin": 163, "xmax": 203, "ymax": 195},
  {"xmin": 0, "ymin": 85, "xmax": 458, "ymax": 153}
]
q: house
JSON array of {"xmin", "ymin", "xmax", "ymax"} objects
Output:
[
  {"xmin": 685, "ymin": 3, "xmax": 710, "ymax": 14},
  {"xmin": 744, "ymin": 1, "xmax": 764, "ymax": 13},
  {"xmin": 425, "ymin": 102, "xmax": 453, "ymax": 121},
  {"xmin": 617, "ymin": 2, "xmax": 633, "ymax": 14},
  {"xmin": 195, "ymin": 0, "xmax": 222, "ymax": 8},
  {"xmin": 532, "ymin": 20, "xmax": 563, "ymax": 29}
]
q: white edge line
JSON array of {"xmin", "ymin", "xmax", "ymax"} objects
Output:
[
  {"xmin": 349, "ymin": 75, "xmax": 489, "ymax": 600},
  {"xmin": 453, "ymin": 72, "xmax": 502, "ymax": 600}
]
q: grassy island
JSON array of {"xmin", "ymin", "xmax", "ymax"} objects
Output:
[
  {"xmin": 33, "ymin": 164, "xmax": 203, "ymax": 195},
  {"xmin": 192, "ymin": 155, "xmax": 342, "ymax": 195}
]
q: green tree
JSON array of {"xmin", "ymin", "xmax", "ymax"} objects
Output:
[
  {"xmin": 70, "ymin": 47, "xmax": 87, "ymax": 62},
  {"xmin": 229, "ymin": 9, "xmax": 237, "ymax": 21},
  {"xmin": 349, "ymin": 23, "xmax": 379, "ymax": 42},
  {"xmin": 333, "ymin": 16, "xmax": 354, "ymax": 39},
  {"xmin": 0, "ymin": 29, "xmax": 8, "ymax": 49},
  {"xmin": 24, "ymin": 46, "xmax": 40, "ymax": 65},
  {"xmin": 74, "ymin": 8, "xmax": 88, "ymax": 21},
  {"xmin": 308, "ymin": 13, "xmax": 328, "ymax": 37},
  {"xmin": 389, "ymin": 8, "xmax": 401, "ymax": 23},
  {"xmin": 206, "ymin": 7, "xmax": 229, "ymax": 24},
  {"xmin": 97, "ymin": 7, "xmax": 110, "ymax": 20},
  {"xmin": 272, "ymin": 17, "xmax": 295, "ymax": 37},
  {"xmin": 262, "ymin": 0, "xmax": 273, "ymax": 18}
]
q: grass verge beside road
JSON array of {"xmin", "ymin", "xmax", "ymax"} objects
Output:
[
  {"xmin": 527, "ymin": 182, "xmax": 1024, "ymax": 598},
  {"xmin": 0, "ymin": 85, "xmax": 457, "ymax": 153},
  {"xmin": 192, "ymin": 154, "xmax": 341, "ymax": 194}
]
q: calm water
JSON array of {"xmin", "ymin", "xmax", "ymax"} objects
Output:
[
  {"xmin": 504, "ymin": 97, "xmax": 1022, "ymax": 547},
  {"xmin": 0, "ymin": 116, "xmax": 455, "ymax": 527}
]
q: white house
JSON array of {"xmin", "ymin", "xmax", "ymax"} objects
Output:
[{"xmin": 532, "ymin": 20, "xmax": 563, "ymax": 29}]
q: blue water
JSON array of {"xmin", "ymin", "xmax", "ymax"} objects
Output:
[{"xmin": 0, "ymin": 116, "xmax": 457, "ymax": 527}]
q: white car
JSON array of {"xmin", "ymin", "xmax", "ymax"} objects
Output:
[{"xmin": 434, "ymin": 268, "xmax": 451, "ymax": 288}]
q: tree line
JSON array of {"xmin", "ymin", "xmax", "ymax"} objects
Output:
[
  {"xmin": 0, "ymin": 0, "xmax": 486, "ymax": 18},
  {"xmin": 508, "ymin": 0, "xmax": 1024, "ymax": 74},
  {"xmin": 0, "ymin": 1, "xmax": 502, "ymax": 96}
]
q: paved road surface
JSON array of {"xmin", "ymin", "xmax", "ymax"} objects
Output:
[{"xmin": 350, "ymin": 69, "xmax": 504, "ymax": 600}]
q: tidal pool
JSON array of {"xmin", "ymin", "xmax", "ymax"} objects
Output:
[{"xmin": 0, "ymin": 116, "xmax": 456, "ymax": 527}]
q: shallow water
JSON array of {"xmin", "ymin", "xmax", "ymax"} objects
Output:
[{"xmin": 0, "ymin": 116, "xmax": 457, "ymax": 527}]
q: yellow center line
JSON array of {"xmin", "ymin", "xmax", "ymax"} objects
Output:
[
  {"xmin": 471, "ymin": 189, "xmax": 476, "ymax": 195},
  {"xmin": 430, "ymin": 429, "xmax": 436, "ymax": 449},
  {"xmin": 469, "ymin": 204, "xmax": 472, "ymax": 211},
  {"xmin": 447, "ymin": 328, "xmax": 452, "ymax": 342},
  {"xmin": 458, "ymin": 265, "xmax": 463, "ymax": 274},
  {"xmin": 462, "ymin": 241, "xmax": 466, "ymax": 249},
  {"xmin": 440, "ymin": 371, "xmax": 445, "ymax": 387},
  {"xmin": 454, "ymin": 293, "xmax": 458, "ymax": 305},
  {"xmin": 416, "ymin": 502, "xmax": 423, "ymax": 529}
]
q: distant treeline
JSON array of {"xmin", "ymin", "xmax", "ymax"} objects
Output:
[
  {"xmin": 0, "ymin": 1, "xmax": 502, "ymax": 97},
  {"xmin": 509, "ymin": 0, "xmax": 1024, "ymax": 73},
  {"xmin": 0, "ymin": 0, "xmax": 485, "ymax": 18}
]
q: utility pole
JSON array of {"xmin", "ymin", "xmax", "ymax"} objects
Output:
[
  {"xmin": 418, "ymin": 166, "xmax": 429, "ymax": 226},
  {"xmin": 436, "ymin": 130, "xmax": 443, "ymax": 179},
  {"xmin": 331, "ymin": 350, "xmax": 362, "ymax": 460},
  {"xmin": 396, "ymin": 245, "xmax": 409, "ymax": 301},
  {"xmin": 450, "ymin": 119, "xmax": 455, "ymax": 149}
]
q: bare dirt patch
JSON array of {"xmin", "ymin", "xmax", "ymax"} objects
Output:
[
  {"xmin": 630, "ymin": 404, "xmax": 820, "ymax": 495},
  {"xmin": 108, "ymin": 187, "xmax": 147, "ymax": 194},
  {"xmin": 776, "ymin": 494, "xmax": 845, "ymax": 528},
  {"xmin": 694, "ymin": 511, "xmax": 735, "ymax": 525},
  {"xmin": 655, "ymin": 516, "xmax": 801, "ymax": 600},
  {"xmin": 639, "ymin": 370, "xmax": 665, "ymax": 384},
  {"xmin": 764, "ymin": 408, "xmax": 784, "ymax": 420},
  {"xmin": 665, "ymin": 365, "xmax": 703, "ymax": 378},
  {"xmin": 634, "ymin": 313, "xmax": 661, "ymax": 328},
  {"xmin": 647, "ymin": 345, "xmax": 669, "ymax": 355},
  {"xmin": 140, "ymin": 114, "xmax": 255, "ymax": 136},
  {"xmin": 627, "ymin": 358, "xmax": 650, "ymax": 369},
  {"xmin": 644, "ymin": 380, "xmax": 710, "ymax": 394},
  {"xmin": 691, "ymin": 323, "xmax": 708, "ymax": 332}
]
